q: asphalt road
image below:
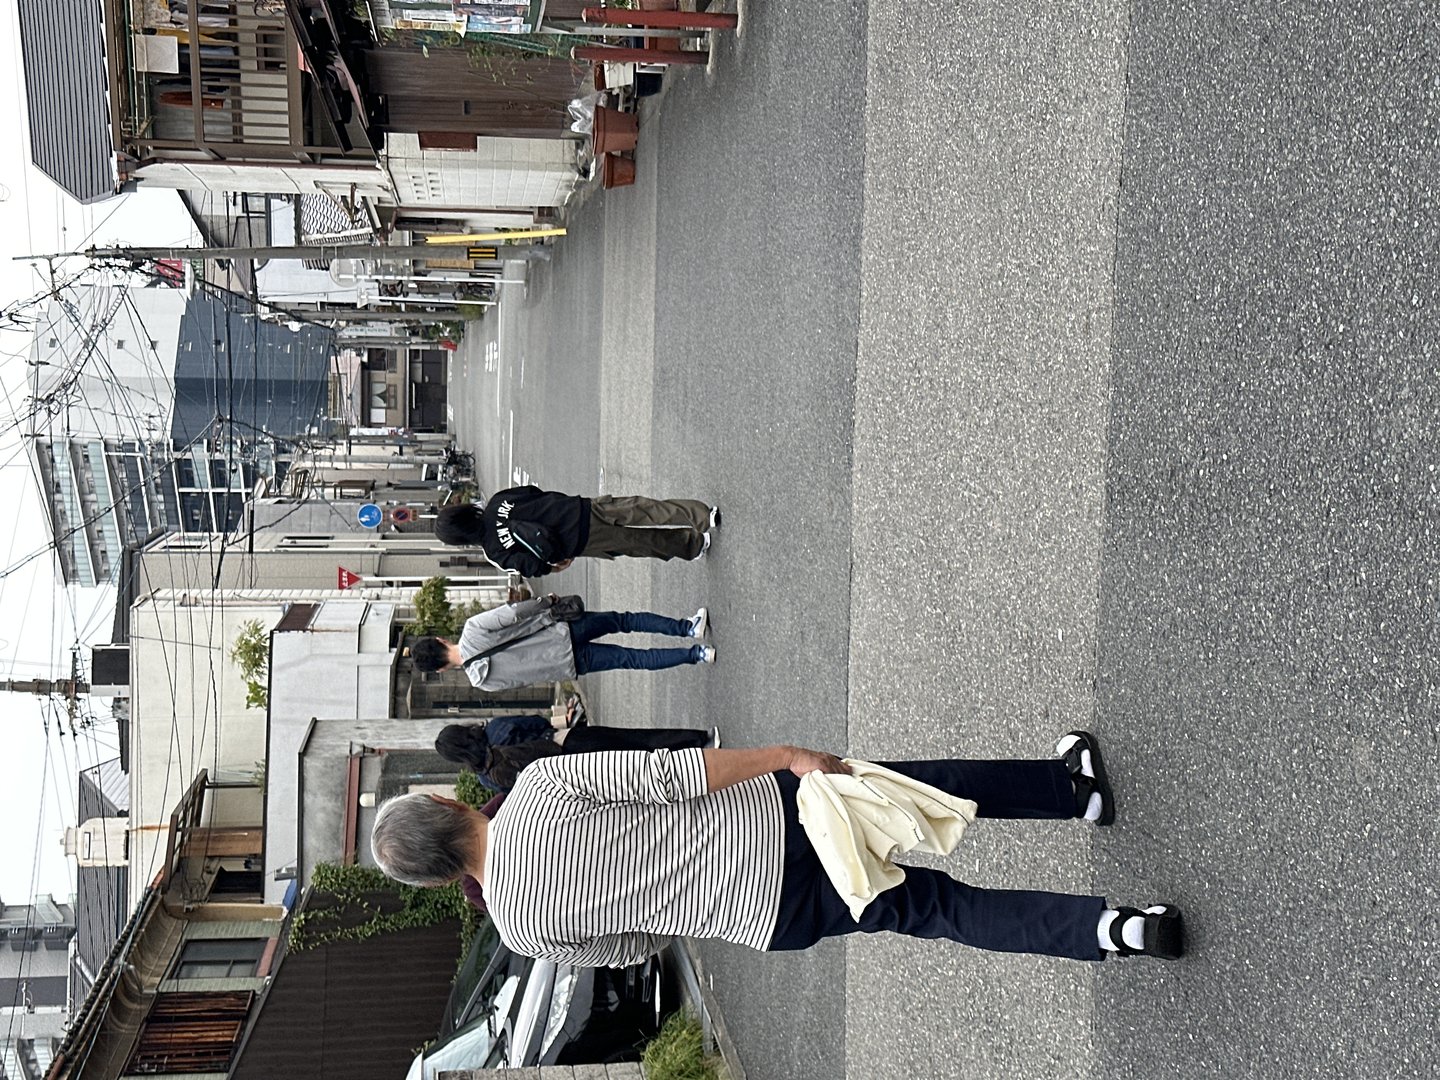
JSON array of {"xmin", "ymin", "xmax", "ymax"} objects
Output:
[{"xmin": 451, "ymin": 3, "xmax": 1440, "ymax": 1077}]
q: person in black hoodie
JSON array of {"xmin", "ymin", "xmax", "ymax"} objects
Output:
[{"xmin": 436, "ymin": 486, "xmax": 720, "ymax": 578}]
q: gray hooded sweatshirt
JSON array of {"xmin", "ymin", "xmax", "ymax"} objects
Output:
[{"xmin": 458, "ymin": 598, "xmax": 576, "ymax": 690}]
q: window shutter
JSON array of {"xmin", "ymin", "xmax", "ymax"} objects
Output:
[{"xmin": 126, "ymin": 991, "xmax": 253, "ymax": 1074}]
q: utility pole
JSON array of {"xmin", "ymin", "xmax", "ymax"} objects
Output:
[
  {"xmin": 2, "ymin": 653, "xmax": 90, "ymax": 729},
  {"xmin": 81, "ymin": 241, "xmax": 542, "ymax": 264},
  {"xmin": 0, "ymin": 677, "xmax": 89, "ymax": 696}
]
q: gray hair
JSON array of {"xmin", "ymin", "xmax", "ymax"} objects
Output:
[{"xmin": 370, "ymin": 793, "xmax": 474, "ymax": 886}]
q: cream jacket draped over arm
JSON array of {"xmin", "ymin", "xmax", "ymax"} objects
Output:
[{"xmin": 796, "ymin": 760, "xmax": 979, "ymax": 920}]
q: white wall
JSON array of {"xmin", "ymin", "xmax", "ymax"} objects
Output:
[
  {"xmin": 254, "ymin": 201, "xmax": 366, "ymax": 307},
  {"xmin": 135, "ymin": 161, "xmax": 393, "ymax": 199},
  {"xmin": 385, "ymin": 133, "xmax": 578, "ymax": 210},
  {"xmin": 263, "ymin": 599, "xmax": 398, "ymax": 902},
  {"xmin": 126, "ymin": 594, "xmax": 284, "ymax": 909},
  {"xmin": 30, "ymin": 285, "xmax": 185, "ymax": 439}
]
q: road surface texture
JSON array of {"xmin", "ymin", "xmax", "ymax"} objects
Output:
[{"xmin": 450, "ymin": 3, "xmax": 1439, "ymax": 1077}]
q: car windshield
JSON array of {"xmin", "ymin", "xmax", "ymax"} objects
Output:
[
  {"xmin": 416, "ymin": 974, "xmax": 521, "ymax": 1080},
  {"xmin": 440, "ymin": 918, "xmax": 503, "ymax": 1036}
]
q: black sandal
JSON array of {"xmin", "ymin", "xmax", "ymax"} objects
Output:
[
  {"xmin": 1105, "ymin": 905, "xmax": 1184, "ymax": 960},
  {"xmin": 1058, "ymin": 730, "xmax": 1115, "ymax": 826}
]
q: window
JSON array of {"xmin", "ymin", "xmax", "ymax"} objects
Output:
[
  {"xmin": 175, "ymin": 460, "xmax": 199, "ymax": 489},
  {"xmin": 172, "ymin": 938, "xmax": 266, "ymax": 980},
  {"xmin": 210, "ymin": 869, "xmax": 263, "ymax": 900}
]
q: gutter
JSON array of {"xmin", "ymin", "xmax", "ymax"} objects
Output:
[
  {"xmin": 46, "ymin": 885, "xmax": 162, "ymax": 1080},
  {"xmin": 293, "ymin": 717, "xmax": 318, "ymax": 895},
  {"xmin": 674, "ymin": 941, "xmax": 748, "ymax": 1080}
]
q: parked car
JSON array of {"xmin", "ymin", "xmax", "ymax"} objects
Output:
[{"xmin": 405, "ymin": 918, "xmax": 679, "ymax": 1078}]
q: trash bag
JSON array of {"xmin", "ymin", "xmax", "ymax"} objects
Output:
[{"xmin": 567, "ymin": 92, "xmax": 603, "ymax": 135}]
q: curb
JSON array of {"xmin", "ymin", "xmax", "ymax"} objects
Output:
[{"xmin": 674, "ymin": 941, "xmax": 747, "ymax": 1080}]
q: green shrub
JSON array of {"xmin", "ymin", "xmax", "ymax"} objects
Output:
[
  {"xmin": 407, "ymin": 575, "xmax": 490, "ymax": 639},
  {"xmin": 230, "ymin": 619, "xmax": 270, "ymax": 709},
  {"xmin": 454, "ymin": 769, "xmax": 497, "ymax": 809},
  {"xmin": 642, "ymin": 1012, "xmax": 721, "ymax": 1080},
  {"xmin": 292, "ymin": 862, "xmax": 480, "ymax": 951}
]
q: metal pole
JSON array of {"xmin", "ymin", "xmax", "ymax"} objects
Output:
[
  {"xmin": 79, "ymin": 241, "xmax": 536, "ymax": 263},
  {"xmin": 572, "ymin": 44, "xmax": 709, "ymax": 65},
  {"xmin": 424, "ymin": 227, "xmax": 567, "ymax": 246},
  {"xmin": 0, "ymin": 678, "xmax": 88, "ymax": 695},
  {"xmin": 581, "ymin": 6, "xmax": 738, "ymax": 29}
]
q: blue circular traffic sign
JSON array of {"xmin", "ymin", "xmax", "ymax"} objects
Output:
[{"xmin": 357, "ymin": 503, "xmax": 383, "ymax": 529}]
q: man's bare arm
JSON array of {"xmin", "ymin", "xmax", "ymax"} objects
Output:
[{"xmin": 702, "ymin": 745, "xmax": 850, "ymax": 794}]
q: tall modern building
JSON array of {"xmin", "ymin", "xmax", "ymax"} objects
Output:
[
  {"xmin": 28, "ymin": 284, "xmax": 338, "ymax": 585},
  {"xmin": 0, "ymin": 895, "xmax": 76, "ymax": 1080},
  {"xmin": 30, "ymin": 437, "xmax": 165, "ymax": 586}
]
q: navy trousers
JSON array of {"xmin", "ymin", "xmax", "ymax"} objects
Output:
[{"xmin": 766, "ymin": 759, "xmax": 1106, "ymax": 961}]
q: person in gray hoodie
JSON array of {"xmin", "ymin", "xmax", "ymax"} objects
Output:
[{"xmin": 409, "ymin": 596, "xmax": 716, "ymax": 691}]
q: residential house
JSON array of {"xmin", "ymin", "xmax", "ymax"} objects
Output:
[
  {"xmin": 17, "ymin": 0, "xmax": 591, "ymax": 293},
  {"xmin": 123, "ymin": 591, "xmax": 282, "ymax": 912},
  {"xmin": 43, "ymin": 769, "xmax": 464, "ymax": 1080},
  {"xmin": 119, "ymin": 579, "xmax": 516, "ymax": 909},
  {"xmin": 222, "ymin": 886, "xmax": 462, "ymax": 1080},
  {"xmin": 67, "ymin": 760, "xmax": 131, "ymax": 1011}
]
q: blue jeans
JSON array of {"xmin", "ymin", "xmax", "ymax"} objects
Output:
[
  {"xmin": 568, "ymin": 611, "xmax": 703, "ymax": 675},
  {"xmin": 767, "ymin": 761, "xmax": 1105, "ymax": 960}
]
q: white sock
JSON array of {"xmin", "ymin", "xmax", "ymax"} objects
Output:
[
  {"xmin": 1056, "ymin": 737, "xmax": 1102, "ymax": 821},
  {"xmin": 1097, "ymin": 907, "xmax": 1165, "ymax": 951},
  {"xmin": 1097, "ymin": 910, "xmax": 1142, "ymax": 951}
]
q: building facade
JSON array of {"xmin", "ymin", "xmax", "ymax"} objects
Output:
[
  {"xmin": 26, "ymin": 284, "xmax": 340, "ymax": 586},
  {"xmin": 47, "ymin": 772, "xmax": 280, "ymax": 1080},
  {"xmin": 0, "ymin": 895, "xmax": 75, "ymax": 1080},
  {"xmin": 68, "ymin": 760, "xmax": 131, "ymax": 1013}
]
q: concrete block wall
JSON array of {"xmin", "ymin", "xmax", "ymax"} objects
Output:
[{"xmin": 386, "ymin": 133, "xmax": 578, "ymax": 210}]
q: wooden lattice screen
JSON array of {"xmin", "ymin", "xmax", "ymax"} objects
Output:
[{"xmin": 125, "ymin": 991, "xmax": 253, "ymax": 1074}]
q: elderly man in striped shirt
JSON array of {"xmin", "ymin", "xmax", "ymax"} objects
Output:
[{"xmin": 370, "ymin": 739, "xmax": 1184, "ymax": 964}]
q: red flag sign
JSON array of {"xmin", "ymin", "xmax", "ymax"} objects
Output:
[{"xmin": 337, "ymin": 567, "xmax": 362, "ymax": 589}]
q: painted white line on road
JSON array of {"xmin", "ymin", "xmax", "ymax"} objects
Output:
[{"xmin": 507, "ymin": 409, "xmax": 514, "ymax": 482}]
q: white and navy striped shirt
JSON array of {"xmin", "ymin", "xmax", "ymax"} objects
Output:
[{"xmin": 482, "ymin": 748, "xmax": 786, "ymax": 967}]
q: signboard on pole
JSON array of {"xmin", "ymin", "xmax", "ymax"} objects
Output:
[
  {"xmin": 357, "ymin": 503, "xmax": 383, "ymax": 529},
  {"xmin": 337, "ymin": 567, "xmax": 362, "ymax": 590}
]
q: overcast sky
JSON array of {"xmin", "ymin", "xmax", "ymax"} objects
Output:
[{"xmin": 0, "ymin": 3, "xmax": 195, "ymax": 903}]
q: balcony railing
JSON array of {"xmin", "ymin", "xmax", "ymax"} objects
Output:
[{"xmin": 110, "ymin": 0, "xmax": 371, "ymax": 163}]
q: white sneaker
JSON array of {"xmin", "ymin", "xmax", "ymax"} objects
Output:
[
  {"xmin": 691, "ymin": 532, "xmax": 712, "ymax": 560},
  {"xmin": 708, "ymin": 506, "xmax": 722, "ymax": 529},
  {"xmin": 686, "ymin": 607, "xmax": 709, "ymax": 638},
  {"xmin": 697, "ymin": 645, "xmax": 717, "ymax": 664},
  {"xmin": 708, "ymin": 727, "xmax": 721, "ymax": 748}
]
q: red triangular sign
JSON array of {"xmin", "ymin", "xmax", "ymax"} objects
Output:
[{"xmin": 337, "ymin": 567, "xmax": 362, "ymax": 589}]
